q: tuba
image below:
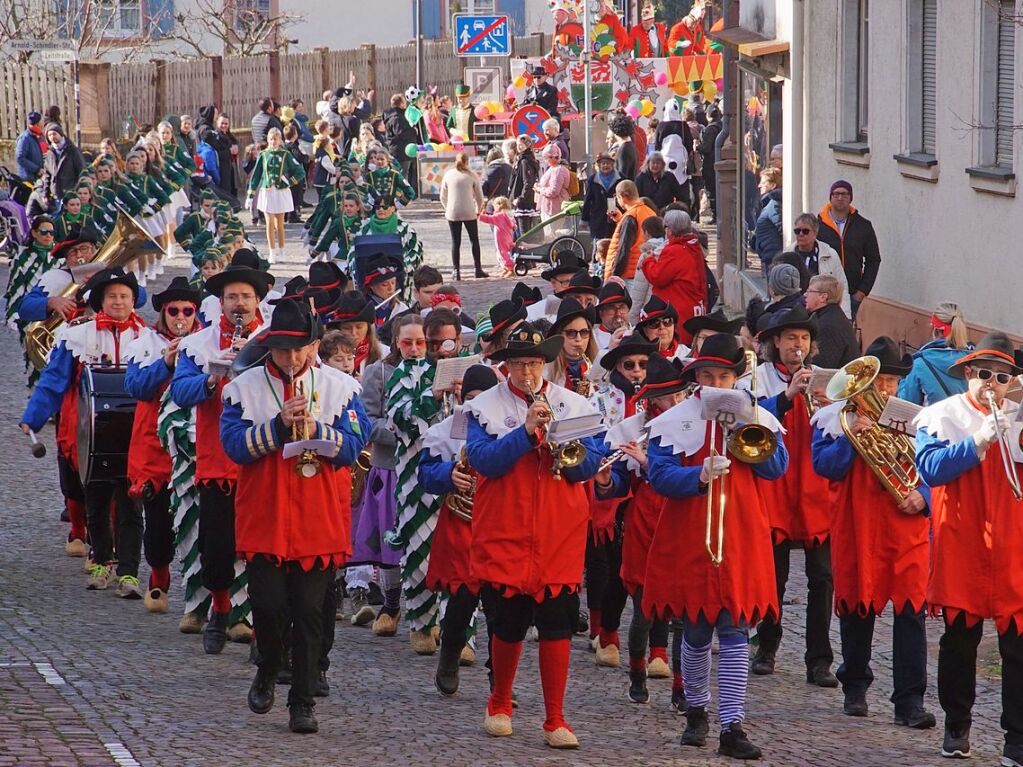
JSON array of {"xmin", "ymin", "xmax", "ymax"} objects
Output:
[
  {"xmin": 24, "ymin": 211, "xmax": 165, "ymax": 370},
  {"xmin": 442, "ymin": 445, "xmax": 476, "ymax": 522},
  {"xmin": 825, "ymin": 356, "xmax": 920, "ymax": 503}
]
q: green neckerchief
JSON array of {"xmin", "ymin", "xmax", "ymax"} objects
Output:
[{"xmin": 367, "ymin": 213, "xmax": 399, "ymax": 235}]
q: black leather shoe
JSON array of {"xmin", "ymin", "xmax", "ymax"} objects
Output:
[
  {"xmin": 627, "ymin": 670, "xmax": 649, "ymax": 704},
  {"xmin": 474, "ymin": 270, "xmax": 490, "ymax": 279},
  {"xmin": 718, "ymin": 721, "xmax": 763, "ymax": 760},
  {"xmin": 202, "ymin": 611, "xmax": 229, "ymax": 655},
  {"xmin": 289, "ymin": 703, "xmax": 319, "ymax": 734},
  {"xmin": 681, "ymin": 706, "xmax": 709, "ymax": 747},
  {"xmin": 806, "ymin": 665, "xmax": 839, "ymax": 688},
  {"xmin": 941, "ymin": 725, "xmax": 971, "ymax": 758},
  {"xmin": 247, "ymin": 670, "xmax": 275, "ymax": 714},
  {"xmin": 435, "ymin": 641, "xmax": 461, "ymax": 696},
  {"xmin": 894, "ymin": 706, "xmax": 936, "ymax": 729},
  {"xmin": 313, "ymin": 670, "xmax": 329, "ymax": 698},
  {"xmin": 750, "ymin": 650, "xmax": 775, "ymax": 675},
  {"xmin": 843, "ymin": 692, "xmax": 868, "ymax": 717}
]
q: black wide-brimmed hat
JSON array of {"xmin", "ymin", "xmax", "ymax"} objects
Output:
[
  {"xmin": 636, "ymin": 355, "xmax": 688, "ymax": 400},
  {"xmin": 84, "ymin": 267, "xmax": 139, "ymax": 313},
  {"xmin": 756, "ymin": 305, "xmax": 818, "ymax": 341},
  {"xmin": 483, "ymin": 298, "xmax": 526, "ymax": 341},
  {"xmin": 682, "ymin": 333, "xmax": 747, "ymax": 381},
  {"xmin": 512, "ymin": 282, "xmax": 542, "ymax": 307},
  {"xmin": 554, "ymin": 270, "xmax": 601, "ymax": 299},
  {"xmin": 683, "ymin": 308, "xmax": 743, "ymax": 337},
  {"xmin": 326, "ymin": 291, "xmax": 376, "ymax": 326},
  {"xmin": 488, "ymin": 321, "xmax": 564, "ymax": 363},
  {"xmin": 270, "ymin": 275, "xmax": 309, "ymax": 303},
  {"xmin": 599, "ymin": 332, "xmax": 659, "ymax": 370},
  {"xmin": 205, "ymin": 250, "xmax": 274, "ymax": 299},
  {"xmin": 636, "ymin": 295, "xmax": 679, "ymax": 329},
  {"xmin": 51, "ymin": 232, "xmax": 99, "ymax": 262},
  {"xmin": 251, "ymin": 298, "xmax": 321, "ymax": 350},
  {"xmin": 549, "ymin": 297, "xmax": 596, "ymax": 335},
  {"xmin": 152, "ymin": 275, "xmax": 201, "ymax": 312},
  {"xmin": 362, "ymin": 254, "xmax": 401, "ymax": 289},
  {"xmin": 595, "ymin": 280, "xmax": 632, "ymax": 310},
  {"xmin": 948, "ymin": 331, "xmax": 1023, "ymax": 378},
  {"xmin": 308, "ymin": 261, "xmax": 349, "ymax": 292},
  {"xmin": 540, "ymin": 253, "xmax": 584, "ymax": 281},
  {"xmin": 863, "ymin": 336, "xmax": 913, "ymax": 377}
]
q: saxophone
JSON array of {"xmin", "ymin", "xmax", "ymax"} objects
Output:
[{"xmin": 443, "ymin": 445, "xmax": 476, "ymax": 522}]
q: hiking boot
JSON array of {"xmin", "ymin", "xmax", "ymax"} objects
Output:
[
  {"xmin": 435, "ymin": 640, "xmax": 461, "ymax": 696},
  {"xmin": 750, "ymin": 649, "xmax": 775, "ymax": 675},
  {"xmin": 86, "ymin": 563, "xmax": 113, "ymax": 591},
  {"xmin": 203, "ymin": 611, "xmax": 229, "ymax": 655},
  {"xmin": 681, "ymin": 706, "xmax": 709, "ymax": 747},
  {"xmin": 843, "ymin": 692, "xmax": 868, "ymax": 717},
  {"xmin": 247, "ymin": 669, "xmax": 275, "ymax": 714},
  {"xmin": 114, "ymin": 575, "xmax": 143, "ymax": 599},
  {"xmin": 349, "ymin": 588, "xmax": 375, "ymax": 626},
  {"xmin": 806, "ymin": 664, "xmax": 839, "ymax": 688},
  {"xmin": 941, "ymin": 725, "xmax": 971, "ymax": 758},
  {"xmin": 628, "ymin": 670, "xmax": 649, "ymax": 704},
  {"xmin": 288, "ymin": 703, "xmax": 318, "ymax": 734},
  {"xmin": 894, "ymin": 705, "xmax": 936, "ymax": 729},
  {"xmin": 718, "ymin": 721, "xmax": 763, "ymax": 760}
]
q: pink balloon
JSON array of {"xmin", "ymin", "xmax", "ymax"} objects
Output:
[
  {"xmin": 474, "ymin": 104, "xmax": 490, "ymax": 119},
  {"xmin": 655, "ymin": 72, "xmax": 668, "ymax": 86},
  {"xmin": 506, "ymin": 84, "xmax": 516, "ymax": 99},
  {"xmin": 626, "ymin": 105, "xmax": 641, "ymax": 119}
]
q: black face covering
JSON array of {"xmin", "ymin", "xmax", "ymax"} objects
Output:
[{"xmin": 610, "ymin": 368, "xmax": 643, "ymax": 397}]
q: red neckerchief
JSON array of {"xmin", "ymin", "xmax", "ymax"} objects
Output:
[
  {"xmin": 94, "ymin": 311, "xmax": 146, "ymax": 334},
  {"xmin": 773, "ymin": 362, "xmax": 794, "ymax": 382},
  {"xmin": 266, "ymin": 359, "xmax": 312, "ymax": 402},
  {"xmin": 218, "ymin": 312, "xmax": 262, "ymax": 350},
  {"xmin": 658, "ymin": 339, "xmax": 678, "ymax": 358},
  {"xmin": 598, "ymin": 324, "xmax": 612, "ymax": 333},
  {"xmin": 508, "ymin": 379, "xmax": 548, "ymax": 402},
  {"xmin": 354, "ymin": 337, "xmax": 370, "ymax": 370}
]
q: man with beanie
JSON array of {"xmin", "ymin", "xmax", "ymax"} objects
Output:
[
  {"xmin": 760, "ymin": 262, "xmax": 805, "ymax": 319},
  {"xmin": 818, "ymin": 180, "xmax": 881, "ymax": 318},
  {"xmin": 41, "ymin": 123, "xmax": 84, "ymax": 201},
  {"xmin": 16, "ymin": 112, "xmax": 46, "ymax": 184}
]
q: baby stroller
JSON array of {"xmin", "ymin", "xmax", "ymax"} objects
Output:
[
  {"xmin": 351, "ymin": 234, "xmax": 406, "ymax": 293},
  {"xmin": 511, "ymin": 201, "xmax": 591, "ymax": 276}
]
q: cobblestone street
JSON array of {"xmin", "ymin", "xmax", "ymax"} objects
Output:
[{"xmin": 0, "ymin": 203, "xmax": 1007, "ymax": 766}]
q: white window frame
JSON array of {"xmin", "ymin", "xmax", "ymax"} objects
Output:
[
  {"xmin": 95, "ymin": 0, "xmax": 142, "ymax": 37},
  {"xmin": 837, "ymin": 0, "xmax": 869, "ymax": 145},
  {"xmin": 904, "ymin": 0, "xmax": 937, "ymax": 158},
  {"xmin": 469, "ymin": 0, "xmax": 497, "ymax": 13}
]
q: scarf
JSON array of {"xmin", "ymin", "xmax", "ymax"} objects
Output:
[
  {"xmin": 95, "ymin": 311, "xmax": 146, "ymax": 334},
  {"xmin": 367, "ymin": 213, "xmax": 399, "ymax": 235},
  {"xmin": 354, "ymin": 337, "xmax": 370, "ymax": 371},
  {"xmin": 217, "ymin": 312, "xmax": 261, "ymax": 350},
  {"xmin": 595, "ymin": 168, "xmax": 620, "ymax": 191}
]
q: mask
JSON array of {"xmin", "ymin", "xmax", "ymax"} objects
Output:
[{"xmin": 367, "ymin": 163, "xmax": 377, "ymax": 172}]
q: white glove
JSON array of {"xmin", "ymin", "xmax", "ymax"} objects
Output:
[
  {"xmin": 973, "ymin": 413, "xmax": 1000, "ymax": 451},
  {"xmin": 700, "ymin": 455, "xmax": 731, "ymax": 484}
]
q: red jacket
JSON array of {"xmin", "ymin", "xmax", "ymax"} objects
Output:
[
  {"xmin": 628, "ymin": 22, "xmax": 668, "ymax": 57},
  {"xmin": 641, "ymin": 232, "xmax": 707, "ymax": 344}
]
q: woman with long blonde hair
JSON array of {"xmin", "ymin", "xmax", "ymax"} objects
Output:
[
  {"xmin": 898, "ymin": 301, "xmax": 975, "ymax": 405},
  {"xmin": 246, "ymin": 126, "xmax": 306, "ymax": 263}
]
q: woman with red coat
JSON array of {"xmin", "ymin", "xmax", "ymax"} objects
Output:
[
  {"xmin": 464, "ymin": 322, "xmax": 604, "ymax": 750},
  {"xmin": 642, "ymin": 334, "xmax": 787, "ymax": 760},
  {"xmin": 124, "ymin": 277, "xmax": 201, "ymax": 614},
  {"xmin": 641, "ymin": 209, "xmax": 707, "ymax": 345}
]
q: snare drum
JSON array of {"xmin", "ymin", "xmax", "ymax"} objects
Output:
[{"xmin": 77, "ymin": 366, "xmax": 137, "ymax": 484}]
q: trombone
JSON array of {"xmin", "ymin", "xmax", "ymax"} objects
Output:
[{"xmin": 984, "ymin": 389, "xmax": 1023, "ymax": 501}]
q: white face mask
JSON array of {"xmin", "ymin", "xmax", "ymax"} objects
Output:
[{"xmin": 367, "ymin": 163, "xmax": 377, "ymax": 172}]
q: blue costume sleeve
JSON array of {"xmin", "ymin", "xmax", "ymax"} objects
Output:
[
  {"xmin": 561, "ymin": 434, "xmax": 606, "ymax": 483},
  {"xmin": 20, "ymin": 341, "xmax": 74, "ymax": 431},
  {"xmin": 220, "ymin": 398, "xmax": 282, "ymax": 465},
  {"xmin": 596, "ymin": 458, "xmax": 634, "ymax": 499},
  {"xmin": 750, "ymin": 432, "xmax": 789, "ymax": 480},
  {"xmin": 915, "ymin": 427, "xmax": 980, "ymax": 487},
  {"xmin": 124, "ymin": 358, "xmax": 172, "ymax": 401},
  {"xmin": 418, "ymin": 453, "xmax": 456, "ymax": 495},
  {"xmin": 466, "ymin": 416, "xmax": 535, "ymax": 479},
  {"xmin": 759, "ymin": 392, "xmax": 793, "ymax": 420},
  {"xmin": 170, "ymin": 350, "xmax": 215, "ymax": 407},
  {"xmin": 811, "ymin": 427, "xmax": 855, "ymax": 481},
  {"xmin": 646, "ymin": 436, "xmax": 704, "ymax": 499},
  {"xmin": 135, "ymin": 287, "xmax": 147, "ymax": 309},
  {"xmin": 319, "ymin": 396, "xmax": 370, "ymax": 468},
  {"xmin": 18, "ymin": 285, "xmax": 50, "ymax": 323}
]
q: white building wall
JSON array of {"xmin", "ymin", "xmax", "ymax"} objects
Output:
[
  {"xmin": 802, "ymin": 0, "xmax": 1022, "ymax": 335},
  {"xmin": 269, "ymin": 1, "xmax": 415, "ymax": 49}
]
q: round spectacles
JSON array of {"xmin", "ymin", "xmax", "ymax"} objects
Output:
[{"xmin": 620, "ymin": 359, "xmax": 647, "ymax": 372}]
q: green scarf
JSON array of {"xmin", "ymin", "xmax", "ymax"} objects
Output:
[{"xmin": 367, "ymin": 213, "xmax": 399, "ymax": 235}]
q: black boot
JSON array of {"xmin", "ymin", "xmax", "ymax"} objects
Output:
[
  {"xmin": 247, "ymin": 669, "xmax": 275, "ymax": 714},
  {"xmin": 806, "ymin": 664, "xmax": 839, "ymax": 688},
  {"xmin": 203, "ymin": 611, "xmax": 229, "ymax": 655},
  {"xmin": 435, "ymin": 640, "xmax": 462, "ymax": 696},
  {"xmin": 750, "ymin": 649, "xmax": 775, "ymax": 675},
  {"xmin": 842, "ymin": 692, "xmax": 868, "ymax": 717},
  {"xmin": 276, "ymin": 643, "xmax": 293, "ymax": 685},
  {"xmin": 628, "ymin": 670, "xmax": 649, "ymax": 704},
  {"xmin": 313, "ymin": 670, "xmax": 329, "ymax": 698},
  {"xmin": 681, "ymin": 706, "xmax": 709, "ymax": 747},
  {"xmin": 718, "ymin": 721, "xmax": 762, "ymax": 760},
  {"xmin": 288, "ymin": 703, "xmax": 319, "ymax": 734}
]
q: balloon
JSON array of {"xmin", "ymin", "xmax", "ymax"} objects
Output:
[
  {"xmin": 655, "ymin": 71, "xmax": 668, "ymax": 86},
  {"xmin": 628, "ymin": 99, "xmax": 642, "ymax": 110},
  {"xmin": 506, "ymin": 84, "xmax": 517, "ymax": 99},
  {"xmin": 451, "ymin": 134, "xmax": 465, "ymax": 146},
  {"xmin": 475, "ymin": 104, "xmax": 491, "ymax": 120},
  {"xmin": 489, "ymin": 100, "xmax": 503, "ymax": 113},
  {"xmin": 514, "ymin": 76, "xmax": 526, "ymax": 88},
  {"xmin": 405, "ymin": 105, "xmax": 422, "ymax": 124},
  {"xmin": 418, "ymin": 144, "xmax": 431, "ymax": 152},
  {"xmin": 430, "ymin": 142, "xmax": 442, "ymax": 151},
  {"xmin": 641, "ymin": 99, "xmax": 655, "ymax": 116},
  {"xmin": 404, "ymin": 143, "xmax": 418, "ymax": 159},
  {"xmin": 702, "ymin": 81, "xmax": 717, "ymax": 100},
  {"xmin": 626, "ymin": 105, "xmax": 640, "ymax": 119}
]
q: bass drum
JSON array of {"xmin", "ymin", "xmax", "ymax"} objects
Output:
[{"xmin": 77, "ymin": 366, "xmax": 137, "ymax": 485}]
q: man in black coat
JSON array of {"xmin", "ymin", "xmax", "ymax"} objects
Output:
[
  {"xmin": 40, "ymin": 123, "xmax": 83, "ymax": 202},
  {"xmin": 817, "ymin": 180, "xmax": 881, "ymax": 318},
  {"xmin": 382, "ymin": 93, "xmax": 421, "ymax": 185},
  {"xmin": 699, "ymin": 107, "xmax": 722, "ymax": 222},
  {"xmin": 207, "ymin": 114, "xmax": 241, "ymax": 197},
  {"xmin": 635, "ymin": 152, "xmax": 683, "ymax": 211},
  {"xmin": 804, "ymin": 274, "xmax": 858, "ymax": 369},
  {"xmin": 524, "ymin": 66, "xmax": 559, "ymax": 119}
]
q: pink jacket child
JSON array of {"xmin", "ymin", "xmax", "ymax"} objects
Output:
[
  {"xmin": 479, "ymin": 202, "xmax": 516, "ymax": 271},
  {"xmin": 534, "ymin": 144, "xmax": 571, "ymax": 221}
]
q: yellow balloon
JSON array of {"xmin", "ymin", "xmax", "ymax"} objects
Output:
[
  {"xmin": 514, "ymin": 76, "xmax": 526, "ymax": 88},
  {"xmin": 702, "ymin": 81, "xmax": 718, "ymax": 100},
  {"xmin": 641, "ymin": 99, "xmax": 655, "ymax": 116}
]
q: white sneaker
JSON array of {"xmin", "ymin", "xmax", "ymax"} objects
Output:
[
  {"xmin": 266, "ymin": 249, "xmax": 276, "ymax": 265},
  {"xmin": 155, "ymin": 260, "xmax": 165, "ymax": 276}
]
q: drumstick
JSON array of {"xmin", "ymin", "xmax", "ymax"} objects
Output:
[{"xmin": 26, "ymin": 429, "xmax": 46, "ymax": 458}]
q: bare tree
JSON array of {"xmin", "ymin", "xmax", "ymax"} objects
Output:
[{"xmin": 170, "ymin": 0, "xmax": 303, "ymax": 58}]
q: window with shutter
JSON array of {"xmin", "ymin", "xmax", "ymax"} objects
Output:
[
  {"xmin": 920, "ymin": 0, "xmax": 937, "ymax": 155},
  {"xmin": 857, "ymin": 0, "xmax": 869, "ymax": 141},
  {"xmin": 995, "ymin": 0, "xmax": 1015, "ymax": 168}
]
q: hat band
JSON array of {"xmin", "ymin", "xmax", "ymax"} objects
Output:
[
  {"xmin": 363, "ymin": 269, "xmax": 394, "ymax": 286},
  {"xmin": 638, "ymin": 378, "xmax": 684, "ymax": 397},
  {"xmin": 265, "ymin": 329, "xmax": 310, "ymax": 338},
  {"xmin": 312, "ymin": 279, "xmax": 341, "ymax": 290},
  {"xmin": 689, "ymin": 355, "xmax": 740, "ymax": 367},
  {"xmin": 960, "ymin": 349, "xmax": 1016, "ymax": 366}
]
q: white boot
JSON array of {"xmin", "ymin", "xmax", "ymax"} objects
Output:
[{"xmin": 266, "ymin": 248, "xmax": 276, "ymax": 265}]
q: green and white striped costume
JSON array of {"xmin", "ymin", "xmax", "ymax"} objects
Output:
[
  {"xmin": 157, "ymin": 388, "xmax": 250, "ymax": 626},
  {"xmin": 387, "ymin": 356, "xmax": 442, "ymax": 632}
]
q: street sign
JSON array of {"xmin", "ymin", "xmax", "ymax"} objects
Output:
[
  {"xmin": 463, "ymin": 67, "xmax": 503, "ymax": 104},
  {"xmin": 511, "ymin": 105, "xmax": 551, "ymax": 149},
  {"xmin": 8, "ymin": 39, "xmax": 75, "ymax": 53},
  {"xmin": 453, "ymin": 14, "xmax": 510, "ymax": 57},
  {"xmin": 40, "ymin": 49, "xmax": 77, "ymax": 62}
]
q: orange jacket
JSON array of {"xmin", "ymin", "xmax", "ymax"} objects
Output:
[{"xmin": 605, "ymin": 201, "xmax": 656, "ymax": 280}]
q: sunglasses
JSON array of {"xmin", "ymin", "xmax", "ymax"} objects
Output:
[
  {"xmin": 974, "ymin": 368, "xmax": 1014, "ymax": 385},
  {"xmin": 644, "ymin": 317, "xmax": 674, "ymax": 329},
  {"xmin": 620, "ymin": 359, "xmax": 648, "ymax": 372},
  {"xmin": 37, "ymin": 229, "xmax": 54, "ymax": 235},
  {"xmin": 562, "ymin": 328, "xmax": 591, "ymax": 340},
  {"xmin": 165, "ymin": 306, "xmax": 195, "ymax": 318},
  {"xmin": 793, "ymin": 228, "xmax": 813, "ymax": 235},
  {"xmin": 399, "ymin": 338, "xmax": 426, "ymax": 349}
]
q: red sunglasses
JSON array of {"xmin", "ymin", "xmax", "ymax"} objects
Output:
[{"xmin": 165, "ymin": 306, "xmax": 196, "ymax": 318}]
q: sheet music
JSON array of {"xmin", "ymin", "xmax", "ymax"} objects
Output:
[
  {"xmin": 877, "ymin": 396, "xmax": 923, "ymax": 435},
  {"xmin": 808, "ymin": 368, "xmax": 839, "ymax": 399},
  {"xmin": 458, "ymin": 330, "xmax": 476, "ymax": 354},
  {"xmin": 699, "ymin": 387, "xmax": 756, "ymax": 427},
  {"xmin": 449, "ymin": 408, "xmax": 468, "ymax": 440},
  {"xmin": 547, "ymin": 413, "xmax": 605, "ymax": 442},
  {"xmin": 282, "ymin": 439, "xmax": 339, "ymax": 460},
  {"xmin": 433, "ymin": 354, "xmax": 482, "ymax": 392},
  {"xmin": 70, "ymin": 262, "xmax": 108, "ymax": 285},
  {"xmin": 207, "ymin": 358, "xmax": 232, "ymax": 378}
]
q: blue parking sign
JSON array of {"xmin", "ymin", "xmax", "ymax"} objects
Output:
[{"xmin": 453, "ymin": 14, "xmax": 510, "ymax": 57}]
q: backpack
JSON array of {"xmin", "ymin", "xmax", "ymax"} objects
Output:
[{"xmin": 563, "ymin": 161, "xmax": 580, "ymax": 198}]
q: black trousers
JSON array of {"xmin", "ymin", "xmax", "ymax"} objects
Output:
[
  {"xmin": 628, "ymin": 586, "xmax": 669, "ymax": 660},
  {"xmin": 939, "ymin": 613, "xmax": 1023, "ymax": 744},
  {"xmin": 84, "ymin": 480, "xmax": 141, "ymax": 578},
  {"xmin": 757, "ymin": 539, "xmax": 834, "ymax": 669},
  {"xmin": 441, "ymin": 584, "xmax": 479, "ymax": 652},
  {"xmin": 837, "ymin": 604, "xmax": 927, "ymax": 713},
  {"xmin": 57, "ymin": 451, "xmax": 85, "ymax": 503},
  {"xmin": 318, "ymin": 576, "xmax": 339, "ymax": 672},
  {"xmin": 702, "ymin": 163, "xmax": 717, "ymax": 218},
  {"xmin": 142, "ymin": 488, "xmax": 175, "ymax": 571},
  {"xmin": 447, "ymin": 219, "xmax": 482, "ymax": 273},
  {"xmin": 484, "ymin": 585, "xmax": 578, "ymax": 643},
  {"xmin": 197, "ymin": 482, "xmax": 236, "ymax": 593},
  {"xmin": 248, "ymin": 556, "xmax": 332, "ymax": 707},
  {"xmin": 585, "ymin": 534, "xmax": 628, "ymax": 633}
]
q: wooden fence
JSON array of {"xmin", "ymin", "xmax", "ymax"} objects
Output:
[{"xmin": 0, "ymin": 62, "xmax": 73, "ymax": 142}]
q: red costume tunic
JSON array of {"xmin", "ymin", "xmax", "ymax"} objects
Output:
[
  {"xmin": 628, "ymin": 22, "xmax": 668, "ymax": 57},
  {"xmin": 125, "ymin": 329, "xmax": 176, "ymax": 488}
]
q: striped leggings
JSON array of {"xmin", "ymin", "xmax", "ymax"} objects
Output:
[{"xmin": 682, "ymin": 610, "xmax": 750, "ymax": 728}]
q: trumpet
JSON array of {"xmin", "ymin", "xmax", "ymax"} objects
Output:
[
  {"xmin": 796, "ymin": 349, "xmax": 819, "ymax": 416},
  {"xmin": 525, "ymin": 377, "xmax": 587, "ymax": 480},
  {"xmin": 290, "ymin": 374, "xmax": 322, "ymax": 479},
  {"xmin": 984, "ymin": 389, "xmax": 1023, "ymax": 501}
]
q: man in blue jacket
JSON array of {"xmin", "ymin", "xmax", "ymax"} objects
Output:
[{"xmin": 15, "ymin": 112, "xmax": 45, "ymax": 184}]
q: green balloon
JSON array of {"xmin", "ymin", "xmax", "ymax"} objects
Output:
[
  {"xmin": 405, "ymin": 143, "xmax": 419, "ymax": 159},
  {"xmin": 405, "ymin": 105, "xmax": 422, "ymax": 125}
]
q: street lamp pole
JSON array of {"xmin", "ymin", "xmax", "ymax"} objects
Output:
[{"xmin": 415, "ymin": 0, "xmax": 424, "ymax": 88}]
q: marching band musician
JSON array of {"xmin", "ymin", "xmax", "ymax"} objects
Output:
[
  {"xmin": 526, "ymin": 254, "xmax": 585, "ymax": 323},
  {"xmin": 20, "ymin": 268, "xmax": 147, "ymax": 597},
  {"xmin": 418, "ymin": 364, "xmax": 499, "ymax": 696},
  {"xmin": 592, "ymin": 281, "xmax": 633, "ymax": 352},
  {"xmin": 197, "ymin": 250, "xmax": 281, "ymax": 327},
  {"xmin": 478, "ymin": 298, "xmax": 526, "ymax": 368},
  {"xmin": 170, "ymin": 255, "xmax": 273, "ymax": 654},
  {"xmin": 641, "ymin": 334, "xmax": 788, "ymax": 760},
  {"xmin": 124, "ymin": 277, "xmax": 202, "ymax": 614},
  {"xmin": 220, "ymin": 298, "xmax": 370, "ymax": 734},
  {"xmin": 464, "ymin": 322, "xmax": 604, "ymax": 749},
  {"xmin": 810, "ymin": 337, "xmax": 934, "ymax": 727},
  {"xmin": 593, "ymin": 332, "xmax": 659, "ymax": 427},
  {"xmin": 682, "ymin": 309, "xmax": 745, "ymax": 357},
  {"xmin": 595, "ymin": 354, "xmax": 687, "ymax": 705},
  {"xmin": 913, "ymin": 332, "xmax": 1023, "ymax": 765},
  {"xmin": 635, "ymin": 296, "xmax": 691, "ymax": 363},
  {"xmin": 544, "ymin": 298, "xmax": 597, "ymax": 393},
  {"xmin": 747, "ymin": 306, "xmax": 837, "ymax": 687},
  {"xmin": 552, "ymin": 270, "xmax": 601, "ymax": 311}
]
